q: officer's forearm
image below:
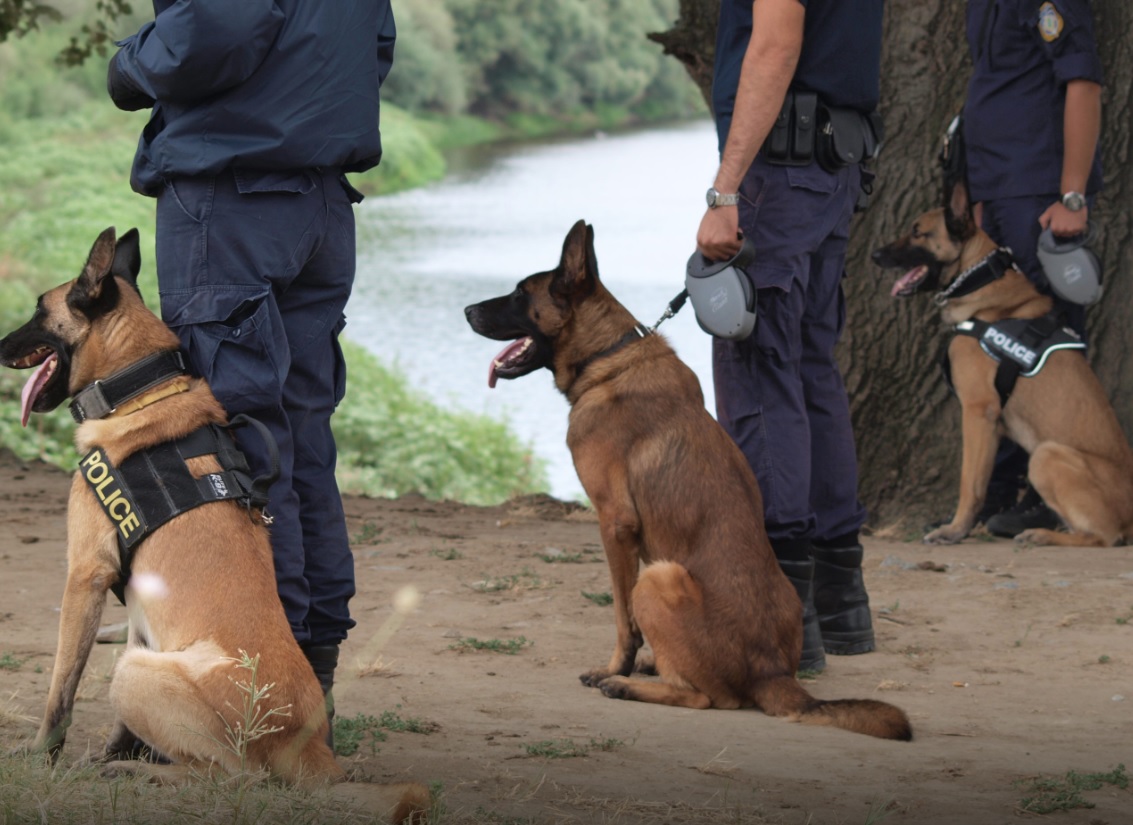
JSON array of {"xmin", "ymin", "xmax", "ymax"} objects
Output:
[
  {"xmin": 715, "ymin": 0, "xmax": 804, "ymax": 193},
  {"xmin": 1060, "ymin": 79, "xmax": 1101, "ymax": 195}
]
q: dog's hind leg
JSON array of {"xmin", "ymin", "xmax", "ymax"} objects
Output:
[
  {"xmin": 108, "ymin": 643, "xmax": 243, "ymax": 775},
  {"xmin": 1024, "ymin": 443, "xmax": 1123, "ymax": 546},
  {"xmin": 597, "ymin": 561, "xmax": 741, "ymax": 710}
]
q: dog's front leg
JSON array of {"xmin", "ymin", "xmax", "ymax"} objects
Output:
[
  {"xmin": 31, "ymin": 565, "xmax": 115, "ymax": 759},
  {"xmin": 924, "ymin": 395, "xmax": 1001, "ymax": 545},
  {"xmin": 580, "ymin": 508, "xmax": 644, "ymax": 687}
]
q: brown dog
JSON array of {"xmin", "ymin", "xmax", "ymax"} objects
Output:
[
  {"xmin": 464, "ymin": 220, "xmax": 910, "ymax": 740},
  {"xmin": 0, "ymin": 229, "xmax": 427, "ymax": 822},
  {"xmin": 873, "ymin": 189, "xmax": 1133, "ymax": 547}
]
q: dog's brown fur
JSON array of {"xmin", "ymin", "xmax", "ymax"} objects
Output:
[
  {"xmin": 465, "ymin": 221, "xmax": 911, "ymax": 740},
  {"xmin": 873, "ymin": 190, "xmax": 1133, "ymax": 547},
  {"xmin": 0, "ymin": 229, "xmax": 427, "ymax": 822}
]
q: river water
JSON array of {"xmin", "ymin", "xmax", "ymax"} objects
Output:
[{"xmin": 349, "ymin": 119, "xmax": 721, "ymax": 501}]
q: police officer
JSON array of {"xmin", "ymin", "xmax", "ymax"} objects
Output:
[
  {"xmin": 962, "ymin": 0, "xmax": 1103, "ymax": 537},
  {"xmin": 108, "ymin": 0, "xmax": 397, "ymax": 740},
  {"xmin": 697, "ymin": 0, "xmax": 881, "ymax": 672}
]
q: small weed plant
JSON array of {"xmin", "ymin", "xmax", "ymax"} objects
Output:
[
  {"xmin": 1016, "ymin": 764, "xmax": 1128, "ymax": 814},
  {"xmin": 581, "ymin": 591, "xmax": 613, "ymax": 606},
  {"xmin": 523, "ymin": 737, "xmax": 623, "ymax": 759},
  {"xmin": 0, "ymin": 653, "xmax": 27, "ymax": 671},
  {"xmin": 333, "ymin": 707, "xmax": 438, "ymax": 757},
  {"xmin": 448, "ymin": 636, "xmax": 532, "ymax": 655}
]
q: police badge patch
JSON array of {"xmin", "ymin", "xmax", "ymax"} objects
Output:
[{"xmin": 1038, "ymin": 1, "xmax": 1064, "ymax": 42}]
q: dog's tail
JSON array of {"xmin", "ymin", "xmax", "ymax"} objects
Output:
[{"xmin": 752, "ymin": 676, "xmax": 912, "ymax": 741}]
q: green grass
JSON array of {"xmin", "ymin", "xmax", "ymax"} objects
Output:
[
  {"xmin": 447, "ymin": 636, "xmax": 532, "ymax": 655},
  {"xmin": 1016, "ymin": 764, "xmax": 1128, "ymax": 814},
  {"xmin": 522, "ymin": 737, "xmax": 623, "ymax": 759},
  {"xmin": 0, "ymin": 652, "xmax": 27, "ymax": 671},
  {"xmin": 332, "ymin": 708, "xmax": 437, "ymax": 758},
  {"xmin": 581, "ymin": 591, "xmax": 613, "ymax": 606}
]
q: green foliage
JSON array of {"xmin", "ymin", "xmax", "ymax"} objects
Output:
[
  {"xmin": 332, "ymin": 708, "xmax": 437, "ymax": 757},
  {"xmin": 334, "ymin": 340, "xmax": 547, "ymax": 504},
  {"xmin": 1016, "ymin": 764, "xmax": 1128, "ymax": 814},
  {"xmin": 581, "ymin": 590, "xmax": 613, "ymax": 606},
  {"xmin": 522, "ymin": 736, "xmax": 622, "ymax": 758},
  {"xmin": 0, "ymin": 652, "xmax": 27, "ymax": 670},
  {"xmin": 447, "ymin": 636, "xmax": 532, "ymax": 655}
]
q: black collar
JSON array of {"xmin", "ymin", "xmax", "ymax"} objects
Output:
[
  {"xmin": 934, "ymin": 247, "xmax": 1016, "ymax": 306},
  {"xmin": 70, "ymin": 350, "xmax": 188, "ymax": 423},
  {"xmin": 571, "ymin": 324, "xmax": 650, "ymax": 382}
]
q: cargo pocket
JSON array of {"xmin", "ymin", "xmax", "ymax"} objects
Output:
[{"xmin": 160, "ymin": 286, "xmax": 289, "ymax": 412}]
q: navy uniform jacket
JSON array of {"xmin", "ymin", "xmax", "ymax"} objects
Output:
[
  {"xmin": 110, "ymin": 0, "xmax": 396, "ymax": 197},
  {"xmin": 712, "ymin": 0, "xmax": 884, "ymax": 151},
  {"xmin": 963, "ymin": 0, "xmax": 1103, "ymax": 202}
]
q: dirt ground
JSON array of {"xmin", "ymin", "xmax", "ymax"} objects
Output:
[{"xmin": 1, "ymin": 448, "xmax": 1131, "ymax": 825}]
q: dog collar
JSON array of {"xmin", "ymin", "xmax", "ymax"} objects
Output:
[
  {"xmin": 934, "ymin": 247, "xmax": 1015, "ymax": 307},
  {"xmin": 570, "ymin": 324, "xmax": 651, "ymax": 382},
  {"xmin": 70, "ymin": 350, "xmax": 188, "ymax": 423}
]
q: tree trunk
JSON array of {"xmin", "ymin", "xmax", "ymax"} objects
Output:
[{"xmin": 652, "ymin": 0, "xmax": 1133, "ymax": 530}]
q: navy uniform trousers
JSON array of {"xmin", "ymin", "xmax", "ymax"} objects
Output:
[
  {"xmin": 155, "ymin": 167, "xmax": 358, "ymax": 646},
  {"xmin": 712, "ymin": 156, "xmax": 867, "ymax": 544}
]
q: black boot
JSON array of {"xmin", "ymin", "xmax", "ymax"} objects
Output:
[
  {"xmin": 984, "ymin": 486, "xmax": 1061, "ymax": 538},
  {"xmin": 812, "ymin": 534, "xmax": 875, "ymax": 656},
  {"xmin": 301, "ymin": 643, "xmax": 339, "ymax": 753},
  {"xmin": 771, "ymin": 538, "xmax": 826, "ymax": 673}
]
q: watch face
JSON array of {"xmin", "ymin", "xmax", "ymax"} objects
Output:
[
  {"xmin": 1062, "ymin": 192, "xmax": 1085, "ymax": 211},
  {"xmin": 706, "ymin": 187, "xmax": 718, "ymax": 207}
]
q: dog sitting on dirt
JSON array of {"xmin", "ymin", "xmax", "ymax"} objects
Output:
[
  {"xmin": 464, "ymin": 220, "xmax": 911, "ymax": 740},
  {"xmin": 872, "ymin": 185, "xmax": 1133, "ymax": 547},
  {"xmin": 0, "ymin": 228, "xmax": 427, "ymax": 823}
]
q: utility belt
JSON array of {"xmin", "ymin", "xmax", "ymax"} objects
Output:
[{"xmin": 761, "ymin": 90, "xmax": 884, "ymax": 173}]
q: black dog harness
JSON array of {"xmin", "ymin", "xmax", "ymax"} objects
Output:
[
  {"xmin": 942, "ymin": 314, "xmax": 1086, "ymax": 407},
  {"xmin": 72, "ymin": 351, "xmax": 279, "ymax": 603}
]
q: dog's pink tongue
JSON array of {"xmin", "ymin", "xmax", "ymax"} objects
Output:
[
  {"xmin": 890, "ymin": 266, "xmax": 927, "ymax": 297},
  {"xmin": 488, "ymin": 339, "xmax": 529, "ymax": 389},
  {"xmin": 20, "ymin": 354, "xmax": 56, "ymax": 427}
]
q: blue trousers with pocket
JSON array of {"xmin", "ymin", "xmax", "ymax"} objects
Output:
[
  {"xmin": 712, "ymin": 156, "xmax": 867, "ymax": 544},
  {"xmin": 155, "ymin": 167, "xmax": 359, "ymax": 646}
]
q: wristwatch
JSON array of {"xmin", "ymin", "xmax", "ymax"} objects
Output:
[
  {"xmin": 706, "ymin": 187, "xmax": 740, "ymax": 208},
  {"xmin": 1061, "ymin": 191, "xmax": 1086, "ymax": 212}
]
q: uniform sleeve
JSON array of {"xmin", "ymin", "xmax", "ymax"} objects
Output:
[
  {"xmin": 376, "ymin": 2, "xmax": 396, "ymax": 86},
  {"xmin": 111, "ymin": 0, "xmax": 286, "ymax": 104},
  {"xmin": 1030, "ymin": 0, "xmax": 1104, "ymax": 86}
]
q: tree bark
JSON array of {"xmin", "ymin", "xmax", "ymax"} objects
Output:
[{"xmin": 653, "ymin": 0, "xmax": 1133, "ymax": 530}]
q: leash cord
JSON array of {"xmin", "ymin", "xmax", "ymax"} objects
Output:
[{"xmin": 649, "ymin": 289, "xmax": 689, "ymax": 332}]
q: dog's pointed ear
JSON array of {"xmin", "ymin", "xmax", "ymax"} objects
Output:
[
  {"xmin": 552, "ymin": 220, "xmax": 598, "ymax": 301},
  {"xmin": 111, "ymin": 228, "xmax": 142, "ymax": 289},
  {"xmin": 944, "ymin": 179, "xmax": 976, "ymax": 241},
  {"xmin": 69, "ymin": 227, "xmax": 122, "ymax": 319}
]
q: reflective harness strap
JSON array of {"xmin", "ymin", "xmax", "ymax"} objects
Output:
[
  {"xmin": 81, "ymin": 419, "xmax": 280, "ymax": 605},
  {"xmin": 941, "ymin": 314, "xmax": 1085, "ymax": 407}
]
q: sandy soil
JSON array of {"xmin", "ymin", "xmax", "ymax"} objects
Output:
[{"xmin": 1, "ymin": 449, "xmax": 1131, "ymax": 824}]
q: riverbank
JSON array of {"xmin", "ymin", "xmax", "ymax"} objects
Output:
[{"xmin": 0, "ymin": 29, "xmax": 704, "ymax": 503}]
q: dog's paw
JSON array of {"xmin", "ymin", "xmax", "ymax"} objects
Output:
[
  {"xmin": 598, "ymin": 676, "xmax": 632, "ymax": 700},
  {"xmin": 1014, "ymin": 528, "xmax": 1053, "ymax": 546},
  {"xmin": 579, "ymin": 669, "xmax": 612, "ymax": 688},
  {"xmin": 922, "ymin": 525, "xmax": 967, "ymax": 545}
]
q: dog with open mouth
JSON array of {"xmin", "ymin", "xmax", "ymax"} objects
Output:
[
  {"xmin": 465, "ymin": 220, "xmax": 911, "ymax": 740},
  {"xmin": 873, "ymin": 184, "xmax": 1133, "ymax": 547},
  {"xmin": 0, "ymin": 228, "xmax": 427, "ymax": 822}
]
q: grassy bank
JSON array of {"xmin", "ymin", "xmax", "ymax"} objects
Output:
[{"xmin": 0, "ymin": 27, "xmax": 554, "ymax": 504}]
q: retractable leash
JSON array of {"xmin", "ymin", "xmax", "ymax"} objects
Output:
[{"xmin": 650, "ymin": 238, "xmax": 758, "ymax": 341}]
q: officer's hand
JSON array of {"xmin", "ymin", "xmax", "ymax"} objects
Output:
[
  {"xmin": 696, "ymin": 206, "xmax": 743, "ymax": 262},
  {"xmin": 1039, "ymin": 201, "xmax": 1088, "ymax": 238}
]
